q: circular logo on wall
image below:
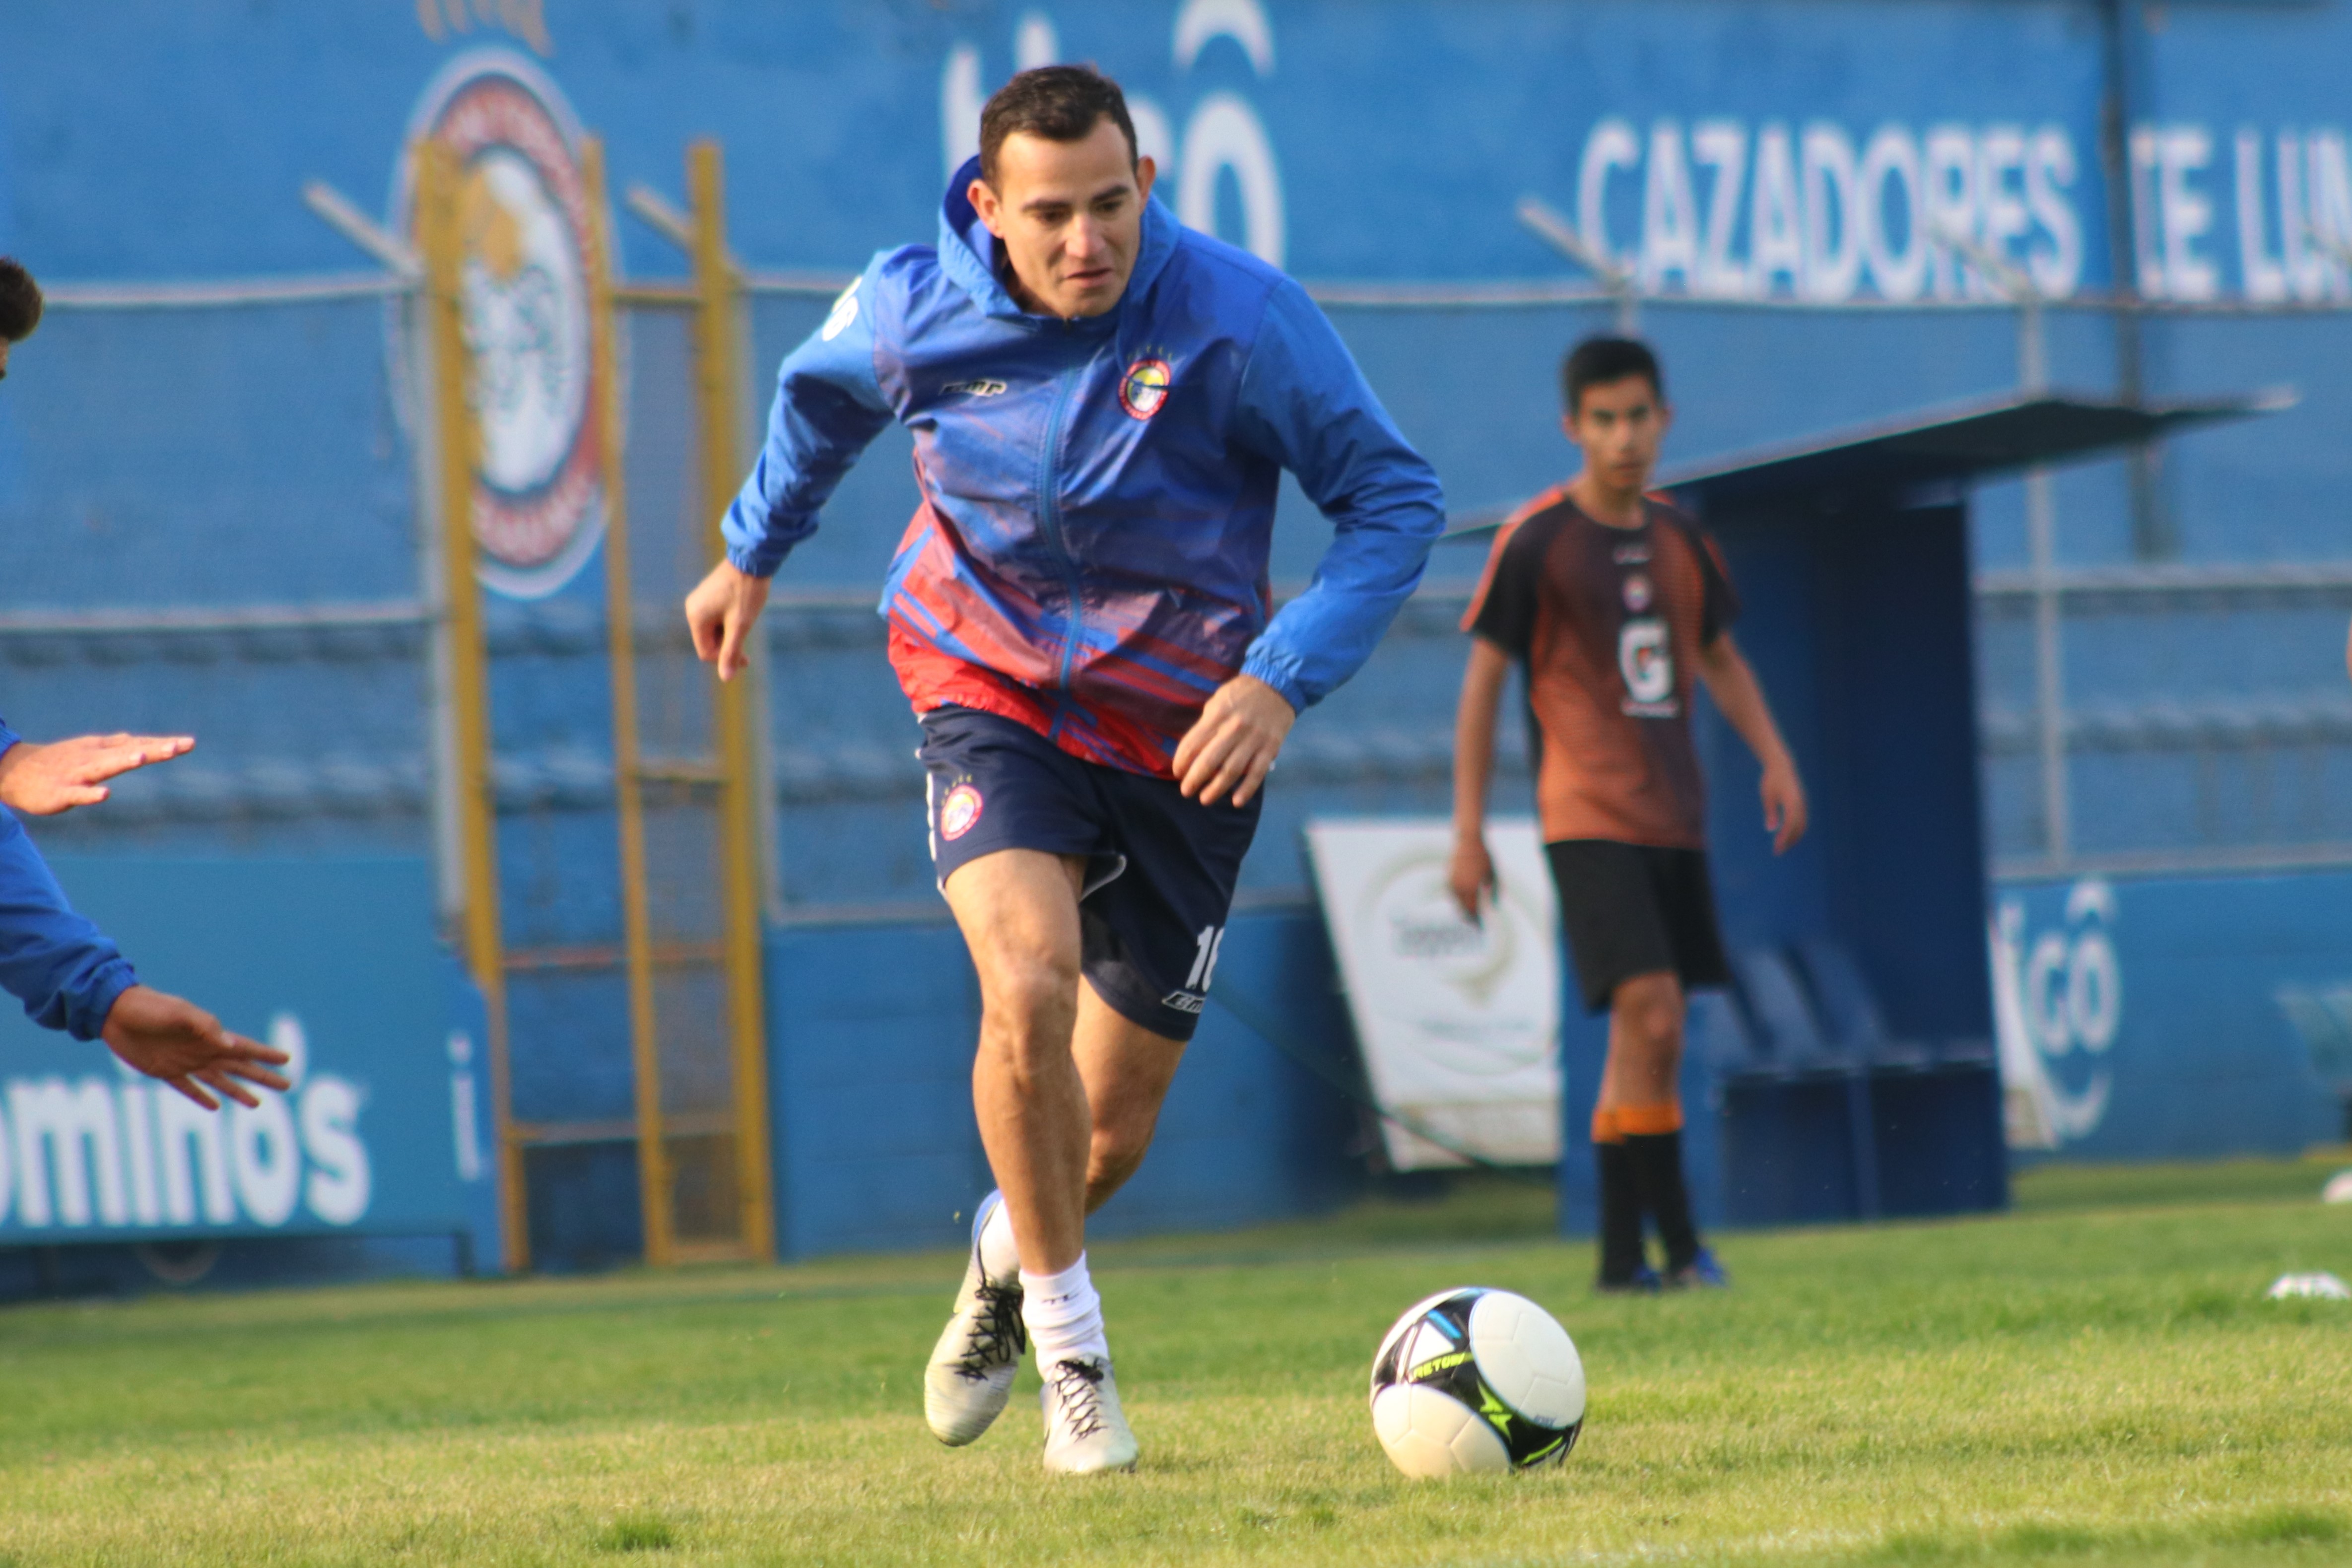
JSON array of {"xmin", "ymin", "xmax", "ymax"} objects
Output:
[
  {"xmin": 1118, "ymin": 357, "xmax": 1173, "ymax": 419},
  {"xmin": 397, "ymin": 50, "xmax": 605, "ymax": 599}
]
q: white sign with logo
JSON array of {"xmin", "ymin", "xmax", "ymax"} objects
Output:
[
  {"xmin": 1989, "ymin": 879, "xmax": 2122, "ymax": 1150},
  {"xmin": 1306, "ymin": 818, "xmax": 1561, "ymax": 1170}
]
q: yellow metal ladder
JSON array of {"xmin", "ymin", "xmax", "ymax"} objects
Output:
[{"xmin": 415, "ymin": 136, "xmax": 773, "ymax": 1271}]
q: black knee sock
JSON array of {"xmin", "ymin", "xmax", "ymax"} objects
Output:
[
  {"xmin": 1624, "ymin": 1130, "xmax": 1702, "ymax": 1274},
  {"xmin": 1594, "ymin": 1140, "xmax": 1647, "ymax": 1283}
]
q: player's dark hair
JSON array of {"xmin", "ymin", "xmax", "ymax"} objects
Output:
[
  {"xmin": 978, "ymin": 66, "xmax": 1138, "ymax": 185},
  {"xmin": 1562, "ymin": 335, "xmax": 1663, "ymax": 415},
  {"xmin": 0, "ymin": 257, "xmax": 41, "ymax": 343}
]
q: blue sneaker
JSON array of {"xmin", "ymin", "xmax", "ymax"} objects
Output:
[
  {"xmin": 1595, "ymin": 1263, "xmax": 1663, "ymax": 1295},
  {"xmin": 1668, "ymin": 1246, "xmax": 1730, "ymax": 1290}
]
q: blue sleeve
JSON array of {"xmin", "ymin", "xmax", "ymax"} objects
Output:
[
  {"xmin": 720, "ymin": 261, "xmax": 896, "ymax": 578},
  {"xmin": 1228, "ymin": 278, "xmax": 1447, "ymax": 712},
  {"xmin": 0, "ymin": 809, "xmax": 135, "ymax": 1040}
]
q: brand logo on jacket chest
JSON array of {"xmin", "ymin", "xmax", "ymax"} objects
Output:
[{"xmin": 1119, "ymin": 356, "xmax": 1174, "ymax": 419}]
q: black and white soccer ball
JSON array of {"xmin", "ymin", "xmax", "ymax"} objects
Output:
[{"xmin": 1369, "ymin": 1287, "xmax": 1586, "ymax": 1477}]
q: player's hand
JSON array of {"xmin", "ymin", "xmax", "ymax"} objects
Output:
[
  {"xmin": 101, "ymin": 985, "xmax": 292, "ymax": 1111},
  {"xmin": 0, "ymin": 733, "xmax": 195, "ymax": 816},
  {"xmin": 684, "ymin": 560, "xmax": 772, "ymax": 682},
  {"xmin": 1761, "ymin": 758, "xmax": 1808, "ymax": 855},
  {"xmin": 1174, "ymin": 674, "xmax": 1295, "ymax": 808},
  {"xmin": 1448, "ymin": 831, "xmax": 1497, "ymax": 926}
]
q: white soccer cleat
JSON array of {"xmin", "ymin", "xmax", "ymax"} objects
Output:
[
  {"xmin": 923, "ymin": 1192, "xmax": 1026, "ymax": 1446},
  {"xmin": 1039, "ymin": 1355, "xmax": 1139, "ymax": 1475}
]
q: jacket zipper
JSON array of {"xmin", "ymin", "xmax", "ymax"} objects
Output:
[{"xmin": 1035, "ymin": 345, "xmax": 1086, "ymax": 723}]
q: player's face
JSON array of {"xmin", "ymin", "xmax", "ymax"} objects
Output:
[
  {"xmin": 0, "ymin": 340, "xmax": 11, "ymax": 382},
  {"xmin": 970, "ymin": 119, "xmax": 1157, "ymax": 320},
  {"xmin": 1564, "ymin": 376, "xmax": 1671, "ymax": 493}
]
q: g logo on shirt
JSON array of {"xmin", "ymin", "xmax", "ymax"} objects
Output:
[
  {"xmin": 1618, "ymin": 618, "xmax": 1678, "ymax": 714},
  {"xmin": 1119, "ymin": 357, "xmax": 1173, "ymax": 419}
]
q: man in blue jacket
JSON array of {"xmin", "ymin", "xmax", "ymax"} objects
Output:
[
  {"xmin": 684, "ymin": 68, "xmax": 1444, "ymax": 1472},
  {"xmin": 0, "ymin": 255, "xmax": 290, "ymax": 1111}
]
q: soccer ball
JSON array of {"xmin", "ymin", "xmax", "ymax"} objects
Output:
[{"xmin": 1369, "ymin": 1287, "xmax": 1586, "ymax": 1478}]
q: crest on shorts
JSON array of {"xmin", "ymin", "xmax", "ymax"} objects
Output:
[
  {"xmin": 1118, "ymin": 357, "xmax": 1173, "ymax": 419},
  {"xmin": 940, "ymin": 783, "xmax": 985, "ymax": 841}
]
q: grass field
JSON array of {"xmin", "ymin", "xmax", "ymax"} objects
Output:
[{"xmin": 3, "ymin": 1157, "xmax": 2350, "ymax": 1567}]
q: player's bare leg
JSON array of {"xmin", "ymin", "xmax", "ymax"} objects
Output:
[
  {"xmin": 924, "ymin": 848, "xmax": 1085, "ymax": 1445},
  {"xmin": 928, "ymin": 848, "xmax": 1139, "ymax": 1470},
  {"xmin": 1072, "ymin": 982, "xmax": 1186, "ymax": 1213},
  {"xmin": 949, "ymin": 848, "xmax": 1093, "ymax": 1279}
]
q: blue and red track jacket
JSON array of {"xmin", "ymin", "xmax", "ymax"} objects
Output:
[
  {"xmin": 0, "ymin": 722, "xmax": 136, "ymax": 1039},
  {"xmin": 722, "ymin": 158, "xmax": 1447, "ymax": 776}
]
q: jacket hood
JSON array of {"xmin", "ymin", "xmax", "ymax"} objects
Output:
[{"xmin": 938, "ymin": 154, "xmax": 1179, "ymax": 323}]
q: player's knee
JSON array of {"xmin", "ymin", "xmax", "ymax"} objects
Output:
[
  {"xmin": 1086, "ymin": 1123, "xmax": 1151, "ymax": 1195},
  {"xmin": 1616, "ymin": 977, "xmax": 1685, "ymax": 1053},
  {"xmin": 979, "ymin": 946, "xmax": 1079, "ymax": 1036},
  {"xmin": 1092, "ymin": 1099, "xmax": 1160, "ymax": 1171}
]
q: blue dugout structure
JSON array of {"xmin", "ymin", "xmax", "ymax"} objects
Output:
[{"xmin": 1560, "ymin": 391, "xmax": 2279, "ymax": 1234}]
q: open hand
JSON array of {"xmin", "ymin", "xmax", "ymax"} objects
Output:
[
  {"xmin": 1761, "ymin": 759, "xmax": 1809, "ymax": 854},
  {"xmin": 1173, "ymin": 675, "xmax": 1294, "ymax": 808},
  {"xmin": 684, "ymin": 560, "xmax": 772, "ymax": 682},
  {"xmin": 1447, "ymin": 831, "xmax": 1496, "ymax": 925},
  {"xmin": 0, "ymin": 733, "xmax": 195, "ymax": 816},
  {"xmin": 102, "ymin": 985, "xmax": 291, "ymax": 1111}
]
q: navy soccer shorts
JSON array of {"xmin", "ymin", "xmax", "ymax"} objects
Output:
[{"xmin": 918, "ymin": 705, "xmax": 1262, "ymax": 1042}]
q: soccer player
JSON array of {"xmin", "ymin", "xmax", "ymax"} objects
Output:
[
  {"xmin": 0, "ymin": 255, "xmax": 291, "ymax": 1110},
  {"xmin": 1447, "ymin": 336, "xmax": 1805, "ymax": 1293},
  {"xmin": 684, "ymin": 68, "xmax": 1443, "ymax": 1471}
]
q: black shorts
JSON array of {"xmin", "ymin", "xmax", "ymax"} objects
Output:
[
  {"xmin": 1545, "ymin": 839, "xmax": 1732, "ymax": 1015},
  {"xmin": 918, "ymin": 706, "xmax": 1262, "ymax": 1042}
]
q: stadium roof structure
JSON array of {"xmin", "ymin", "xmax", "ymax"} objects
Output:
[
  {"xmin": 1659, "ymin": 387, "xmax": 2296, "ymax": 515},
  {"xmin": 1441, "ymin": 387, "xmax": 2295, "ymax": 538}
]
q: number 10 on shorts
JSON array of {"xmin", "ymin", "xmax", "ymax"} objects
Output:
[{"xmin": 1185, "ymin": 925, "xmax": 1227, "ymax": 993}]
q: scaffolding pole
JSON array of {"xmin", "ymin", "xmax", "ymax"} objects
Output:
[
  {"xmin": 687, "ymin": 138, "xmax": 777, "ymax": 1263},
  {"xmin": 414, "ymin": 139, "xmax": 526, "ymax": 1273}
]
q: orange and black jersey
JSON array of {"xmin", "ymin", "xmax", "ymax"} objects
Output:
[{"xmin": 1463, "ymin": 487, "xmax": 1739, "ymax": 850}]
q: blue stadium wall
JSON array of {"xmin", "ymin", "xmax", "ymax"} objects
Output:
[{"xmin": 0, "ymin": 1, "xmax": 2347, "ymax": 1275}]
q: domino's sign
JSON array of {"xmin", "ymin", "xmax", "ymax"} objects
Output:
[
  {"xmin": 0, "ymin": 858, "xmax": 483, "ymax": 1243},
  {"xmin": 0, "ymin": 1014, "xmax": 368, "ymax": 1232}
]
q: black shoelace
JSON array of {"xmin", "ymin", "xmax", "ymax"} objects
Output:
[
  {"xmin": 1046, "ymin": 1358, "xmax": 1107, "ymax": 1439},
  {"xmin": 954, "ymin": 1281, "xmax": 1026, "ymax": 1379}
]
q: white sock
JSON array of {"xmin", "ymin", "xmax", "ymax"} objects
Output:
[
  {"xmin": 1022, "ymin": 1254, "xmax": 1110, "ymax": 1367},
  {"xmin": 977, "ymin": 1192, "xmax": 1020, "ymax": 1287}
]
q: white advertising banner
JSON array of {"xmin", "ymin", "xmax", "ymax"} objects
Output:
[{"xmin": 1305, "ymin": 818, "xmax": 1561, "ymax": 1170}]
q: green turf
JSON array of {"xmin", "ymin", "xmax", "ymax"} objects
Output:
[{"xmin": 1, "ymin": 1156, "xmax": 2349, "ymax": 1566}]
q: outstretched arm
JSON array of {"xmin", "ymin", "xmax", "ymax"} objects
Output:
[
  {"xmin": 689, "ymin": 268, "xmax": 893, "ymax": 681},
  {"xmin": 102, "ymin": 985, "xmax": 290, "ymax": 1110},
  {"xmin": 1178, "ymin": 280, "xmax": 1445, "ymax": 808},
  {"xmin": 0, "ymin": 809, "xmax": 287, "ymax": 1103},
  {"xmin": 1695, "ymin": 633, "xmax": 1807, "ymax": 854},
  {"xmin": 1447, "ymin": 638, "xmax": 1513, "ymax": 922},
  {"xmin": 1225, "ymin": 278, "xmax": 1447, "ymax": 717},
  {"xmin": 0, "ymin": 730, "xmax": 195, "ymax": 815}
]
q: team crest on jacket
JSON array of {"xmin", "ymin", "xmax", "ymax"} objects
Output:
[
  {"xmin": 940, "ymin": 783, "xmax": 985, "ymax": 841},
  {"xmin": 1119, "ymin": 357, "xmax": 1173, "ymax": 419}
]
